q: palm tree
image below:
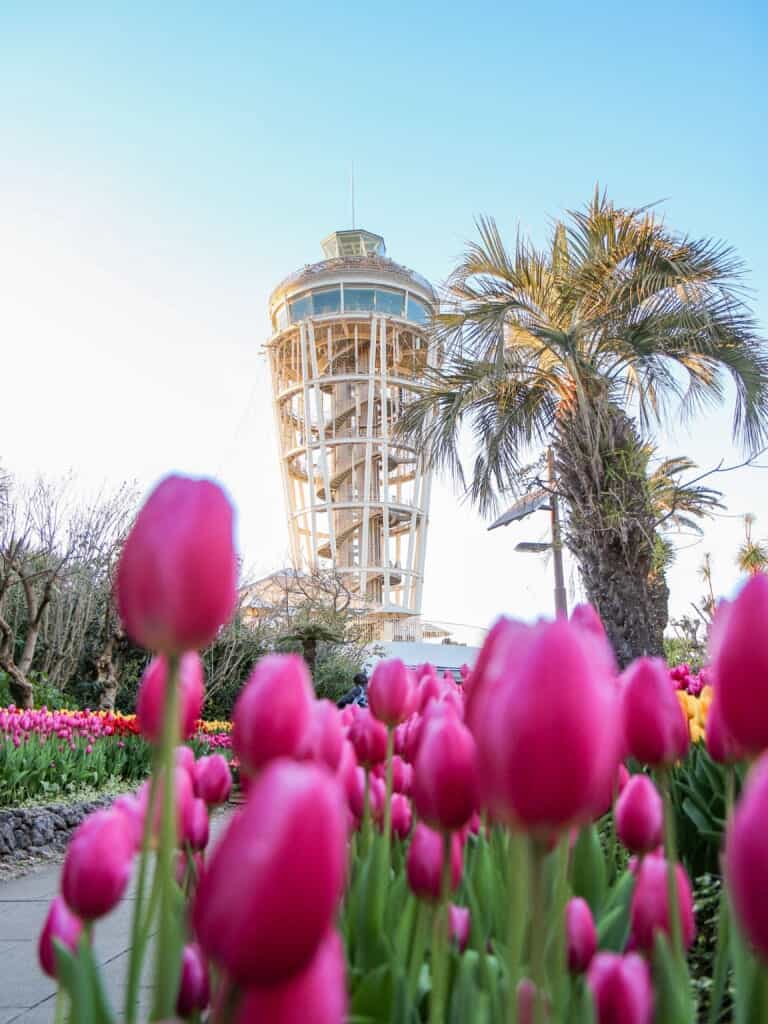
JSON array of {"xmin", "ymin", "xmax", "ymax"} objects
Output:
[
  {"xmin": 736, "ymin": 513, "xmax": 768, "ymax": 576},
  {"xmin": 398, "ymin": 191, "xmax": 768, "ymax": 665}
]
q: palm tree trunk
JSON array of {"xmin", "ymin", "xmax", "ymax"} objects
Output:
[{"xmin": 554, "ymin": 400, "xmax": 663, "ymax": 667}]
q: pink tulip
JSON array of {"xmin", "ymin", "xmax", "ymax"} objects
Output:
[
  {"xmin": 184, "ymin": 798, "xmax": 210, "ymax": 851},
  {"xmin": 621, "ymin": 657, "xmax": 689, "ymax": 766},
  {"xmin": 464, "ymin": 617, "xmax": 529, "ymax": 735},
  {"xmin": 478, "ymin": 618, "xmax": 620, "ymax": 832},
  {"xmin": 373, "ymin": 754, "xmax": 411, "ymax": 794},
  {"xmin": 566, "ymin": 897, "xmax": 597, "ymax": 972},
  {"xmin": 516, "ymin": 978, "xmax": 547, "ymax": 1024},
  {"xmin": 412, "ymin": 713, "xmax": 479, "ymax": 831},
  {"xmin": 336, "ymin": 739, "xmax": 359, "ymax": 809},
  {"xmin": 615, "ymin": 775, "xmax": 663, "ymax": 854},
  {"xmin": 449, "ymin": 904, "xmax": 471, "ymax": 952},
  {"xmin": 176, "ymin": 745, "xmax": 196, "ymax": 774},
  {"xmin": 570, "ymin": 603, "xmax": 618, "ymax": 678},
  {"xmin": 193, "ymin": 760, "xmax": 346, "ymax": 986},
  {"xmin": 417, "ymin": 673, "xmax": 443, "ymax": 713},
  {"xmin": 176, "ymin": 943, "xmax": 210, "ymax": 1016},
  {"xmin": 706, "ymin": 694, "xmax": 745, "ymax": 764},
  {"xmin": 61, "ymin": 810, "xmax": 134, "ymax": 919},
  {"xmin": 150, "ymin": 763, "xmax": 196, "ymax": 846},
  {"xmin": 298, "ymin": 700, "xmax": 344, "ymax": 771},
  {"xmin": 368, "ymin": 659, "xmax": 415, "ymax": 726},
  {"xmin": 232, "ymin": 655, "xmax": 313, "ymax": 776},
  {"xmin": 136, "ymin": 653, "xmax": 204, "ymax": 742},
  {"xmin": 234, "ymin": 930, "xmax": 347, "ymax": 1024},
  {"xmin": 112, "ymin": 793, "xmax": 145, "ymax": 851},
  {"xmin": 711, "ymin": 576, "xmax": 768, "ymax": 754},
  {"xmin": 116, "ymin": 475, "xmax": 237, "ymax": 653},
  {"xmin": 592, "ymin": 761, "xmax": 631, "ymax": 819},
  {"xmin": 347, "ymin": 709, "xmax": 388, "ymax": 768},
  {"xmin": 726, "ymin": 752, "xmax": 768, "ymax": 959},
  {"xmin": 630, "ymin": 852, "xmax": 696, "ymax": 952},
  {"xmin": 193, "ymin": 753, "xmax": 232, "ymax": 805},
  {"xmin": 406, "ymin": 823, "xmax": 462, "ymax": 903},
  {"xmin": 587, "ymin": 952, "xmax": 653, "ymax": 1024},
  {"xmin": 38, "ymin": 896, "xmax": 83, "ymax": 978},
  {"xmin": 390, "ymin": 792, "xmax": 413, "ymax": 839}
]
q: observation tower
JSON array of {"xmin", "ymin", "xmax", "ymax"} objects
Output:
[{"xmin": 266, "ymin": 229, "xmax": 439, "ymax": 629}]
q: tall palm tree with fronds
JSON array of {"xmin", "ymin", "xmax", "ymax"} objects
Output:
[
  {"xmin": 398, "ymin": 192, "xmax": 768, "ymax": 665},
  {"xmin": 736, "ymin": 513, "xmax": 768, "ymax": 576}
]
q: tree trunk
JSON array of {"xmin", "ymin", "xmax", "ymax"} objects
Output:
[
  {"xmin": 4, "ymin": 663, "xmax": 34, "ymax": 708},
  {"xmin": 647, "ymin": 570, "xmax": 670, "ymax": 652},
  {"xmin": 96, "ymin": 636, "xmax": 119, "ymax": 710},
  {"xmin": 303, "ymin": 636, "xmax": 318, "ymax": 679},
  {"xmin": 554, "ymin": 399, "xmax": 663, "ymax": 667}
]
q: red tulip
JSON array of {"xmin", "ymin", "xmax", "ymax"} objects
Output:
[
  {"xmin": 710, "ymin": 576, "xmax": 768, "ymax": 754},
  {"xmin": 193, "ymin": 754, "xmax": 232, "ymax": 805},
  {"xmin": 449, "ymin": 904, "xmax": 471, "ymax": 952},
  {"xmin": 234, "ymin": 930, "xmax": 347, "ymax": 1024},
  {"xmin": 347, "ymin": 709, "xmax": 388, "ymax": 768},
  {"xmin": 232, "ymin": 655, "xmax": 313, "ymax": 776},
  {"xmin": 61, "ymin": 810, "xmax": 134, "ymax": 919},
  {"xmin": 615, "ymin": 775, "xmax": 663, "ymax": 854},
  {"xmin": 726, "ymin": 752, "xmax": 768, "ymax": 959},
  {"xmin": 176, "ymin": 943, "xmax": 210, "ymax": 1016},
  {"xmin": 116, "ymin": 475, "xmax": 237, "ymax": 653},
  {"xmin": 38, "ymin": 896, "xmax": 83, "ymax": 978},
  {"xmin": 587, "ymin": 952, "xmax": 653, "ymax": 1024},
  {"xmin": 621, "ymin": 657, "xmax": 689, "ymax": 766},
  {"xmin": 478, "ymin": 618, "xmax": 620, "ymax": 831},
  {"xmin": 566, "ymin": 897, "xmax": 597, "ymax": 972},
  {"xmin": 299, "ymin": 700, "xmax": 344, "ymax": 771},
  {"xmin": 406, "ymin": 823, "xmax": 462, "ymax": 903},
  {"xmin": 193, "ymin": 760, "xmax": 346, "ymax": 986},
  {"xmin": 136, "ymin": 653, "xmax": 204, "ymax": 742},
  {"xmin": 629, "ymin": 852, "xmax": 696, "ymax": 952},
  {"xmin": 368, "ymin": 659, "xmax": 415, "ymax": 726},
  {"xmin": 412, "ymin": 713, "xmax": 479, "ymax": 831},
  {"xmin": 390, "ymin": 792, "xmax": 413, "ymax": 839}
]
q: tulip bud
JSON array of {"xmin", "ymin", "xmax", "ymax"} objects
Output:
[
  {"xmin": 61, "ymin": 810, "xmax": 134, "ymax": 919},
  {"xmin": 176, "ymin": 744, "xmax": 196, "ymax": 775},
  {"xmin": 152, "ymin": 763, "xmax": 196, "ymax": 846},
  {"xmin": 710, "ymin": 575, "xmax": 768, "ymax": 754},
  {"xmin": 566, "ymin": 897, "xmax": 597, "ymax": 972},
  {"xmin": 234, "ymin": 930, "xmax": 347, "ymax": 1024},
  {"xmin": 587, "ymin": 952, "xmax": 653, "ymax": 1024},
  {"xmin": 193, "ymin": 760, "xmax": 346, "ymax": 985},
  {"xmin": 621, "ymin": 657, "xmax": 689, "ymax": 766},
  {"xmin": 615, "ymin": 775, "xmax": 663, "ymax": 854},
  {"xmin": 406, "ymin": 823, "xmax": 462, "ymax": 903},
  {"xmin": 38, "ymin": 896, "xmax": 83, "ymax": 978},
  {"xmin": 193, "ymin": 753, "xmax": 232, "ymax": 805},
  {"xmin": 390, "ymin": 792, "xmax": 413, "ymax": 839},
  {"xmin": 629, "ymin": 852, "xmax": 696, "ymax": 952},
  {"xmin": 116, "ymin": 475, "xmax": 237, "ymax": 653},
  {"xmin": 347, "ymin": 709, "xmax": 388, "ymax": 768},
  {"xmin": 184, "ymin": 798, "xmax": 210, "ymax": 851},
  {"xmin": 707, "ymin": 692, "xmax": 746, "ymax": 764},
  {"xmin": 299, "ymin": 700, "xmax": 344, "ymax": 771},
  {"xmin": 412, "ymin": 714, "xmax": 479, "ymax": 831},
  {"xmin": 176, "ymin": 943, "xmax": 210, "ymax": 1016},
  {"xmin": 478, "ymin": 618, "xmax": 621, "ymax": 831},
  {"xmin": 232, "ymin": 655, "xmax": 313, "ymax": 776},
  {"xmin": 336, "ymin": 739, "xmax": 359, "ymax": 809},
  {"xmin": 449, "ymin": 904, "xmax": 471, "ymax": 952},
  {"xmin": 516, "ymin": 979, "xmax": 549, "ymax": 1024},
  {"xmin": 112, "ymin": 793, "xmax": 145, "ymax": 851},
  {"xmin": 464, "ymin": 617, "xmax": 531, "ymax": 735},
  {"xmin": 136, "ymin": 653, "xmax": 204, "ymax": 743},
  {"xmin": 368, "ymin": 659, "xmax": 415, "ymax": 726},
  {"xmin": 726, "ymin": 752, "xmax": 768, "ymax": 960}
]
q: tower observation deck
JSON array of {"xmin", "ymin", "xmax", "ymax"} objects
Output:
[{"xmin": 266, "ymin": 229, "xmax": 439, "ymax": 620}]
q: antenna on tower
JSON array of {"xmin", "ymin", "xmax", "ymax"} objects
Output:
[{"xmin": 350, "ymin": 160, "xmax": 355, "ymax": 229}]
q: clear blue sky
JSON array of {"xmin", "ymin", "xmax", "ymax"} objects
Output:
[{"xmin": 1, "ymin": 2, "xmax": 766, "ymax": 635}]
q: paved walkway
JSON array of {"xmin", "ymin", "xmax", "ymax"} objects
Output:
[{"xmin": 0, "ymin": 809, "xmax": 233, "ymax": 1023}]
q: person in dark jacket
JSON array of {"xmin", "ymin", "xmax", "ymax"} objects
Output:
[{"xmin": 337, "ymin": 671, "xmax": 368, "ymax": 708}]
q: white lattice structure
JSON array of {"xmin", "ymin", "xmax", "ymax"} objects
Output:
[{"xmin": 266, "ymin": 229, "xmax": 438, "ymax": 623}]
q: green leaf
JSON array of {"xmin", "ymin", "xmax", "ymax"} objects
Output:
[
  {"xmin": 596, "ymin": 871, "xmax": 635, "ymax": 952},
  {"xmin": 351, "ymin": 964, "xmax": 395, "ymax": 1022},
  {"xmin": 572, "ymin": 825, "xmax": 606, "ymax": 916},
  {"xmin": 652, "ymin": 931, "xmax": 694, "ymax": 1024}
]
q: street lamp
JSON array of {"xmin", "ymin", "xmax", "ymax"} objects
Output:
[{"xmin": 487, "ymin": 449, "xmax": 568, "ymax": 616}]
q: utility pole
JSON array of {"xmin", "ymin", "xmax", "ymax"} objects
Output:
[{"xmin": 548, "ymin": 447, "xmax": 568, "ymax": 617}]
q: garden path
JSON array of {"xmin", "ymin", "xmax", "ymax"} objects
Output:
[{"xmin": 0, "ymin": 807, "xmax": 233, "ymax": 1022}]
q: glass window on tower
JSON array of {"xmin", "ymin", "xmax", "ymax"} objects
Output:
[
  {"xmin": 375, "ymin": 289, "xmax": 405, "ymax": 316},
  {"xmin": 406, "ymin": 296, "xmax": 430, "ymax": 325},
  {"xmin": 288, "ymin": 294, "xmax": 312, "ymax": 322},
  {"xmin": 312, "ymin": 288, "xmax": 341, "ymax": 315},
  {"xmin": 344, "ymin": 287, "xmax": 375, "ymax": 312}
]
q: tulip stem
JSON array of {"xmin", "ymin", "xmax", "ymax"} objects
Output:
[
  {"xmin": 429, "ymin": 832, "xmax": 452, "ymax": 1024},
  {"xmin": 530, "ymin": 839, "xmax": 548, "ymax": 1024},
  {"xmin": 658, "ymin": 768, "xmax": 684, "ymax": 962},
  {"xmin": 407, "ymin": 902, "xmax": 429, "ymax": 1002},
  {"xmin": 152, "ymin": 653, "xmax": 182, "ymax": 1021},
  {"xmin": 124, "ymin": 765, "xmax": 160, "ymax": 1024},
  {"xmin": 506, "ymin": 831, "xmax": 529, "ymax": 1024},
  {"xmin": 53, "ymin": 988, "xmax": 66, "ymax": 1024}
]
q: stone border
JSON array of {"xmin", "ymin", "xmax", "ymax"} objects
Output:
[{"xmin": 0, "ymin": 795, "xmax": 120, "ymax": 878}]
